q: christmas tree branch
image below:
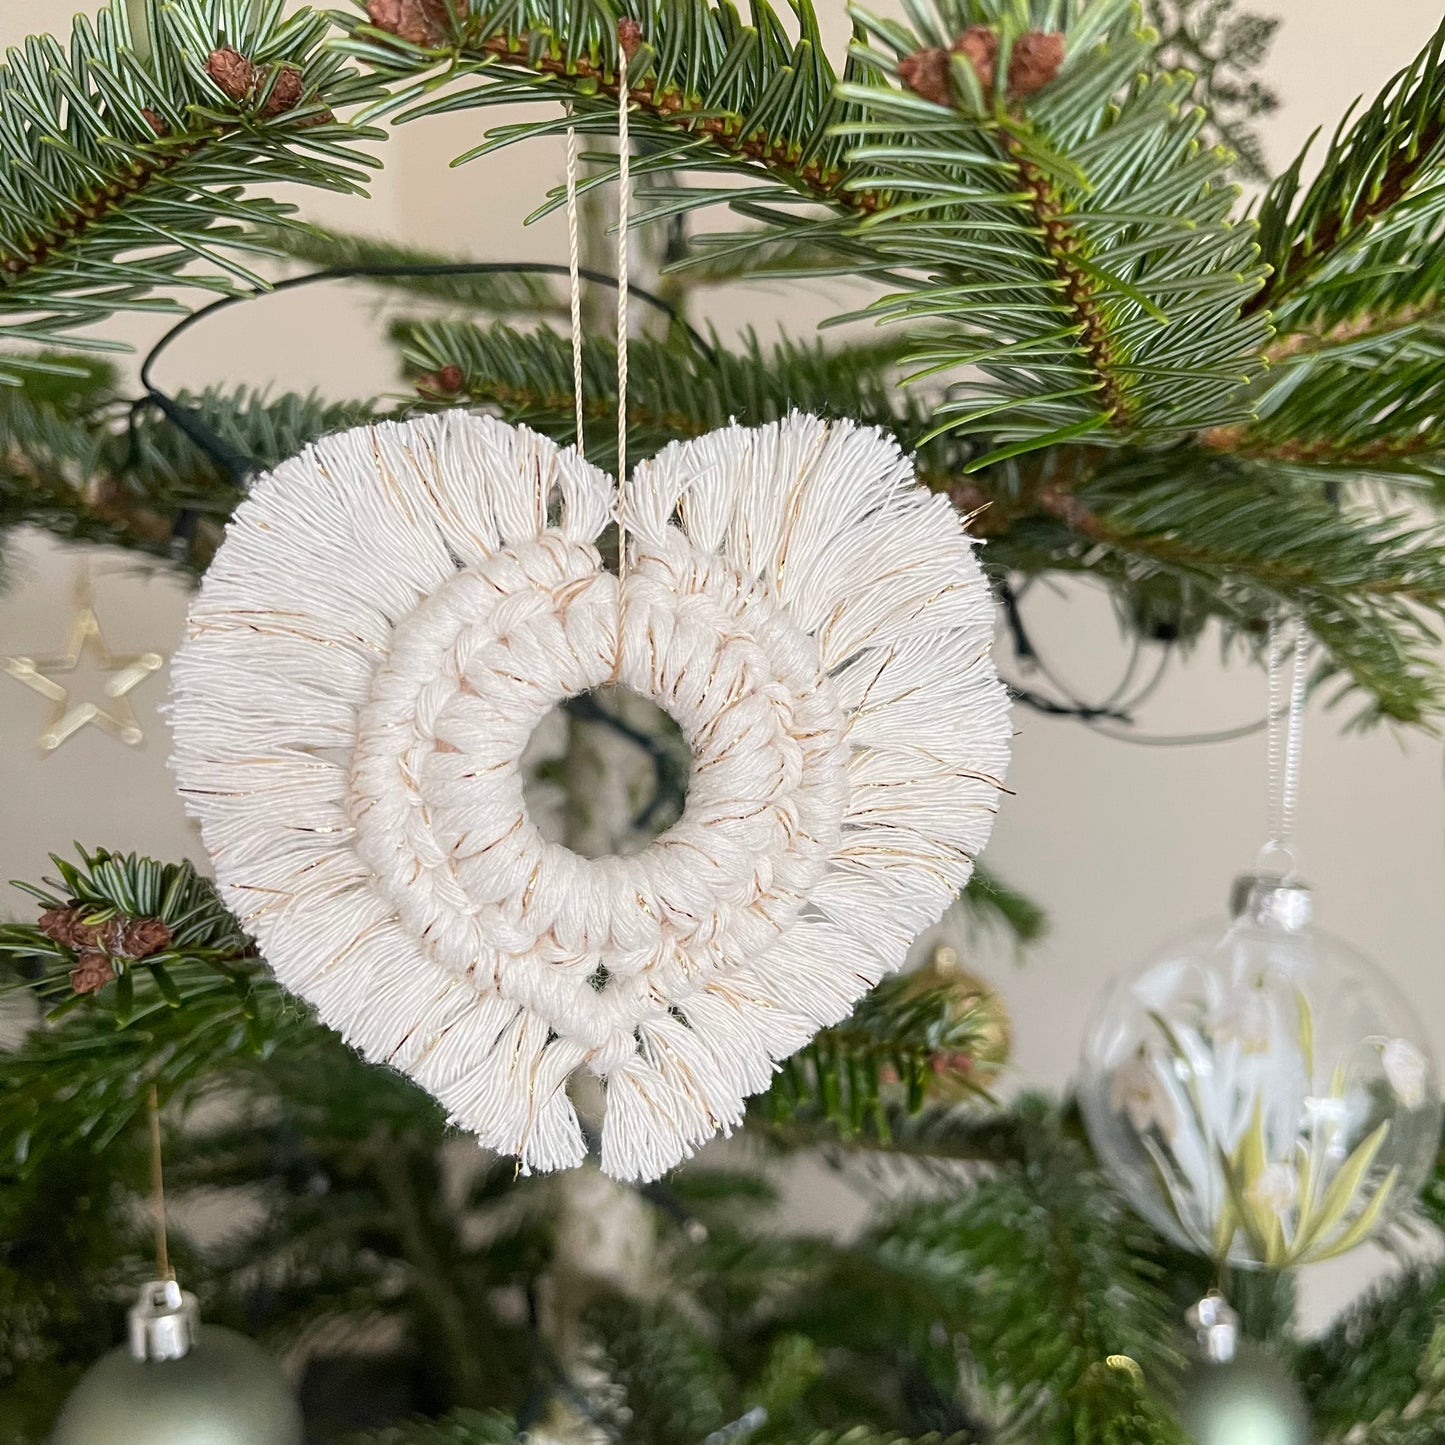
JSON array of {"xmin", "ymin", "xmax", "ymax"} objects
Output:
[
  {"xmin": 759, "ymin": 971, "xmax": 1002, "ymax": 1139},
  {"xmin": 1295, "ymin": 1264, "xmax": 1445, "ymax": 1439},
  {"xmin": 1040, "ymin": 453, "xmax": 1445, "ymax": 724},
  {"xmin": 1253, "ymin": 14, "xmax": 1445, "ymax": 329},
  {"xmin": 395, "ymin": 315, "xmax": 929, "ymax": 471},
  {"xmin": 9, "ymin": 313, "xmax": 1445, "ymax": 725},
  {"xmin": 254, "ymin": 223, "xmax": 569, "ymax": 313},
  {"xmin": 352, "ymin": 1413, "xmax": 524, "ymax": 1444},
  {"xmin": 751, "ymin": 1098, "xmax": 1033, "ymax": 1168},
  {"xmin": 341, "ymin": 0, "xmax": 1269, "ymax": 458},
  {"xmin": 0, "ymin": 847, "xmax": 301, "ymax": 1171},
  {"xmin": 1, "ymin": 359, "xmax": 382, "ymax": 576},
  {"xmin": 830, "ymin": 1101, "xmax": 1190, "ymax": 1443},
  {"xmin": 1204, "ymin": 326, "xmax": 1445, "ymax": 485},
  {"xmin": 0, "ymin": 1, "xmax": 383, "ymax": 382},
  {"xmin": 339, "ymin": 0, "xmax": 871, "ymax": 211},
  {"xmin": 399, "ymin": 317, "xmax": 1445, "ymax": 722}
]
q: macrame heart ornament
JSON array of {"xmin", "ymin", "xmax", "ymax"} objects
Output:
[{"xmin": 170, "ymin": 410, "xmax": 1010, "ymax": 1180}]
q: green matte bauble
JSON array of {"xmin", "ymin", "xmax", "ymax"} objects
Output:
[
  {"xmin": 1177, "ymin": 1346, "xmax": 1311, "ymax": 1445},
  {"xmin": 52, "ymin": 1280, "xmax": 303, "ymax": 1445}
]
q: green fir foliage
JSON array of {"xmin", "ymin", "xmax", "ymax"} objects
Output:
[
  {"xmin": 760, "ymin": 967, "xmax": 1000, "ymax": 1136},
  {"xmin": 3, "ymin": 4, "xmax": 1445, "ymax": 716},
  {"xmin": 2, "ymin": 853, "xmax": 1443, "ymax": 1444},
  {"xmin": 341, "ymin": 0, "xmax": 1272, "ymax": 458},
  {"xmin": 0, "ymin": 1, "xmax": 381, "ymax": 383},
  {"xmin": 1143, "ymin": 0, "xmax": 1278, "ymax": 179},
  {"xmin": 351, "ymin": 1414, "xmax": 524, "ymax": 1444},
  {"xmin": 7, "ymin": 4, "xmax": 1445, "ymax": 1441},
  {"xmin": 1253, "ymin": 13, "xmax": 1445, "ymax": 324},
  {"xmin": 1295, "ymin": 1265, "xmax": 1445, "ymax": 1437}
]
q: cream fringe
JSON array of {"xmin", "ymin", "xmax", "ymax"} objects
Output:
[{"xmin": 170, "ymin": 410, "xmax": 1011, "ymax": 1181}]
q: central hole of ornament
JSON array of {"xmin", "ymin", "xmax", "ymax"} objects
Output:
[{"xmin": 521, "ymin": 686, "xmax": 690, "ymax": 858}]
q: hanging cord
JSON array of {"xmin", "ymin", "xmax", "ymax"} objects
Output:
[
  {"xmin": 1261, "ymin": 615, "xmax": 1309, "ymax": 877},
  {"xmin": 615, "ymin": 39, "xmax": 633, "ymax": 589},
  {"xmin": 564, "ymin": 113, "xmax": 586, "ymax": 457},
  {"xmin": 559, "ymin": 29, "xmax": 634, "ymax": 655},
  {"xmin": 146, "ymin": 1083, "xmax": 172, "ymax": 1280}
]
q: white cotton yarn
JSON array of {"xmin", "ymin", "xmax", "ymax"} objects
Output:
[{"xmin": 169, "ymin": 410, "xmax": 1011, "ymax": 1181}]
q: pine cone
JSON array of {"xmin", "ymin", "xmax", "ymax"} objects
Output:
[
  {"xmin": 954, "ymin": 26, "xmax": 998, "ymax": 93},
  {"xmin": 70, "ymin": 951, "xmax": 116, "ymax": 996},
  {"xmin": 205, "ymin": 46, "xmax": 258, "ymax": 103},
  {"xmin": 618, "ymin": 17, "xmax": 644, "ymax": 60},
  {"xmin": 92, "ymin": 916, "xmax": 129, "ymax": 954},
  {"xmin": 260, "ymin": 65, "xmax": 306, "ymax": 117},
  {"xmin": 37, "ymin": 901, "xmax": 170, "ymax": 959},
  {"xmin": 415, "ymin": 365, "xmax": 466, "ymax": 398},
  {"xmin": 90, "ymin": 913, "xmax": 172, "ymax": 958},
  {"xmin": 897, "ymin": 48, "xmax": 952, "ymax": 107},
  {"xmin": 903, "ymin": 27, "xmax": 1062, "ymax": 107},
  {"xmin": 118, "ymin": 917, "xmax": 173, "ymax": 960},
  {"xmin": 366, "ymin": 0, "xmax": 461, "ymax": 46},
  {"xmin": 1007, "ymin": 32, "xmax": 1064, "ymax": 99},
  {"xmin": 38, "ymin": 902, "xmax": 94, "ymax": 949}
]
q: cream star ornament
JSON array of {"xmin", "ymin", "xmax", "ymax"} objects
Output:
[{"xmin": 2, "ymin": 572, "xmax": 165, "ymax": 753}]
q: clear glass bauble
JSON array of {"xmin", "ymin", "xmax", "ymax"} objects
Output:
[{"xmin": 1079, "ymin": 875, "xmax": 1442, "ymax": 1268}]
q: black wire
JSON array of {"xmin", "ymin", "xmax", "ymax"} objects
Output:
[
  {"xmin": 1084, "ymin": 714, "xmax": 1271, "ymax": 747},
  {"xmin": 1003, "ymin": 680, "xmax": 1131, "ymax": 723},
  {"xmin": 997, "ymin": 578, "xmax": 1135, "ymax": 723},
  {"xmin": 1112, "ymin": 643, "xmax": 1172, "ymax": 715},
  {"xmin": 997, "ymin": 580, "xmax": 1274, "ymax": 741},
  {"xmin": 1098, "ymin": 634, "xmax": 1144, "ymax": 712},
  {"xmin": 134, "ymin": 260, "xmax": 718, "ymax": 553},
  {"xmin": 997, "ymin": 577, "xmax": 1038, "ymax": 663}
]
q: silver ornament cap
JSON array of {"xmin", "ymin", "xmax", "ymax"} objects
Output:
[
  {"xmin": 129, "ymin": 1277, "xmax": 199, "ymax": 1362},
  {"xmin": 1185, "ymin": 1292, "xmax": 1239, "ymax": 1364}
]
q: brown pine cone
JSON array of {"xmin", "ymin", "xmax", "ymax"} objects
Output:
[
  {"xmin": 1007, "ymin": 32, "xmax": 1064, "ymax": 99},
  {"xmin": 90, "ymin": 913, "xmax": 172, "ymax": 958},
  {"xmin": 366, "ymin": 0, "xmax": 461, "ymax": 46},
  {"xmin": 205, "ymin": 46, "xmax": 258, "ymax": 102},
  {"xmin": 618, "ymin": 17, "xmax": 644, "ymax": 60},
  {"xmin": 38, "ymin": 902, "xmax": 95, "ymax": 949},
  {"xmin": 118, "ymin": 917, "xmax": 173, "ymax": 960},
  {"xmin": 901, "ymin": 26, "xmax": 1062, "ymax": 107},
  {"xmin": 91, "ymin": 917, "xmax": 129, "ymax": 954},
  {"xmin": 415, "ymin": 365, "xmax": 466, "ymax": 398},
  {"xmin": 954, "ymin": 26, "xmax": 998, "ymax": 93},
  {"xmin": 260, "ymin": 65, "xmax": 306, "ymax": 117},
  {"xmin": 70, "ymin": 952, "xmax": 116, "ymax": 996},
  {"xmin": 897, "ymin": 48, "xmax": 952, "ymax": 107},
  {"xmin": 38, "ymin": 902, "xmax": 171, "ymax": 959}
]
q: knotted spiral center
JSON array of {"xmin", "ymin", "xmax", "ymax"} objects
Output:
[{"xmin": 349, "ymin": 529, "xmax": 849, "ymax": 1070}]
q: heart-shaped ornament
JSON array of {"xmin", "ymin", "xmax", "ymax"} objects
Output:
[{"xmin": 170, "ymin": 410, "xmax": 1010, "ymax": 1180}]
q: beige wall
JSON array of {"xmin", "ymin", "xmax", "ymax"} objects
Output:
[{"xmin": 3, "ymin": 0, "xmax": 1444, "ymax": 1325}]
